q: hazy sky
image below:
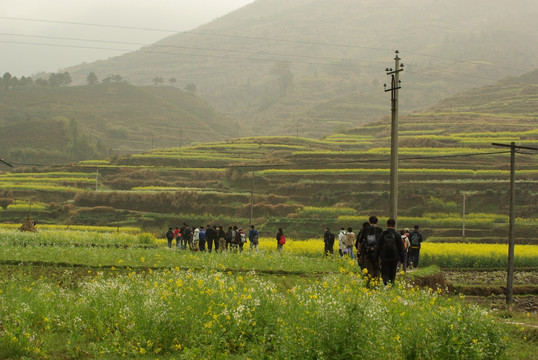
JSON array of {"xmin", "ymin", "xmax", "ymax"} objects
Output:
[{"xmin": 0, "ymin": 0, "xmax": 255, "ymax": 76}]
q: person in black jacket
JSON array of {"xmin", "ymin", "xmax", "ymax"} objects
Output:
[
  {"xmin": 358, "ymin": 216, "xmax": 383, "ymax": 282},
  {"xmin": 323, "ymin": 227, "xmax": 335, "ymax": 256},
  {"xmin": 217, "ymin": 225, "xmax": 226, "ymax": 252},
  {"xmin": 165, "ymin": 227, "xmax": 174, "ymax": 249},
  {"xmin": 225, "ymin": 226, "xmax": 233, "ymax": 251},
  {"xmin": 376, "ymin": 218, "xmax": 405, "ymax": 286},
  {"xmin": 407, "ymin": 225, "xmax": 424, "ymax": 269},
  {"xmin": 205, "ymin": 224, "xmax": 217, "ymax": 253}
]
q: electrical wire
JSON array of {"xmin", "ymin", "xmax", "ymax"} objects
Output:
[{"xmin": 0, "ymin": 16, "xmax": 531, "ymax": 74}]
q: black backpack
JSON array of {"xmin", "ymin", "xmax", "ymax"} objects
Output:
[
  {"xmin": 381, "ymin": 230, "xmax": 398, "ymax": 259},
  {"xmin": 251, "ymin": 230, "xmax": 259, "ymax": 245},
  {"xmin": 410, "ymin": 233, "xmax": 420, "ymax": 248},
  {"xmin": 363, "ymin": 226, "xmax": 379, "ymax": 253}
]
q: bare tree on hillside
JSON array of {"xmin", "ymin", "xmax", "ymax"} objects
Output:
[{"xmin": 271, "ymin": 61, "xmax": 294, "ymax": 97}]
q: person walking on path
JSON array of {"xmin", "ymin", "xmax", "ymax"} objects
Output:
[
  {"xmin": 249, "ymin": 225, "xmax": 259, "ymax": 251},
  {"xmin": 407, "ymin": 225, "xmax": 424, "ymax": 269},
  {"xmin": 324, "ymin": 227, "xmax": 335, "ymax": 256},
  {"xmin": 206, "ymin": 225, "xmax": 218, "ymax": 253},
  {"xmin": 337, "ymin": 227, "xmax": 346, "ymax": 257},
  {"xmin": 359, "ymin": 216, "xmax": 383, "ymax": 283},
  {"xmin": 356, "ymin": 221, "xmax": 370, "ymax": 269},
  {"xmin": 183, "ymin": 224, "xmax": 193, "ymax": 251},
  {"xmin": 344, "ymin": 227, "xmax": 356, "ymax": 259},
  {"xmin": 217, "ymin": 225, "xmax": 226, "ymax": 252},
  {"xmin": 165, "ymin": 227, "xmax": 174, "ymax": 249},
  {"xmin": 376, "ymin": 218, "xmax": 405, "ymax": 286},
  {"xmin": 230, "ymin": 226, "xmax": 239, "ymax": 252},
  {"xmin": 173, "ymin": 226, "xmax": 181, "ymax": 249},
  {"xmin": 192, "ymin": 226, "xmax": 200, "ymax": 252},
  {"xmin": 276, "ymin": 228, "xmax": 285, "ymax": 251},
  {"xmin": 397, "ymin": 230, "xmax": 410, "ymax": 272},
  {"xmin": 236, "ymin": 227, "xmax": 247, "ymax": 252},
  {"xmin": 199, "ymin": 226, "xmax": 206, "ymax": 251},
  {"xmin": 226, "ymin": 226, "xmax": 233, "ymax": 251}
]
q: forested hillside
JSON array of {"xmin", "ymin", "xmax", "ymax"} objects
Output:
[{"xmin": 0, "ymin": 81, "xmax": 233, "ymax": 161}]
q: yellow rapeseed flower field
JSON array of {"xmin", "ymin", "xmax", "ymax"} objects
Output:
[{"xmin": 257, "ymin": 238, "xmax": 538, "ymax": 267}]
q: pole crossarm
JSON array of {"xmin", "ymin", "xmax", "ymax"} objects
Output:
[
  {"xmin": 492, "ymin": 143, "xmax": 538, "ymax": 151},
  {"xmin": 0, "ymin": 158, "xmax": 14, "ymax": 167}
]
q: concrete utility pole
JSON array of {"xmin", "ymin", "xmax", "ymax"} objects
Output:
[
  {"xmin": 95, "ymin": 168, "xmax": 99, "ymax": 191},
  {"xmin": 384, "ymin": 51, "xmax": 404, "ymax": 221},
  {"xmin": 249, "ymin": 172, "xmax": 254, "ymax": 227},
  {"xmin": 462, "ymin": 193, "xmax": 466, "ymax": 239},
  {"xmin": 492, "ymin": 142, "xmax": 538, "ymax": 304}
]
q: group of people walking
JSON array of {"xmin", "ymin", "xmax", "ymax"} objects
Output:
[
  {"xmin": 166, "ymin": 224, "xmax": 260, "ymax": 252},
  {"xmin": 165, "ymin": 218, "xmax": 423, "ymax": 286},
  {"xmin": 324, "ymin": 216, "xmax": 423, "ymax": 285}
]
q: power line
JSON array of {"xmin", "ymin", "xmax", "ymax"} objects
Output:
[
  {"xmin": 0, "ymin": 39, "xmax": 511, "ymax": 86},
  {"xmin": 0, "ymin": 32, "xmax": 380, "ymax": 65},
  {"xmin": 0, "ymin": 16, "xmax": 389, "ymax": 51},
  {"xmin": 0, "ymin": 16, "xmax": 531, "ymax": 74},
  {"xmin": 0, "ymin": 40, "xmax": 375, "ymax": 70}
]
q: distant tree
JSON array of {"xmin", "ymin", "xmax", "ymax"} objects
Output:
[
  {"xmin": 62, "ymin": 72, "xmax": 72, "ymax": 86},
  {"xmin": 271, "ymin": 61, "xmax": 294, "ymax": 97},
  {"xmin": 35, "ymin": 78, "xmax": 48, "ymax": 87},
  {"xmin": 2, "ymin": 72, "xmax": 12, "ymax": 89},
  {"xmin": 169, "ymin": 77, "xmax": 177, "ymax": 86},
  {"xmin": 19, "ymin": 76, "xmax": 33, "ymax": 87},
  {"xmin": 49, "ymin": 72, "xmax": 72, "ymax": 87},
  {"xmin": 185, "ymin": 83, "xmax": 197, "ymax": 93},
  {"xmin": 103, "ymin": 74, "xmax": 123, "ymax": 83},
  {"xmin": 153, "ymin": 76, "xmax": 164, "ymax": 86},
  {"xmin": 9, "ymin": 76, "xmax": 19, "ymax": 88},
  {"xmin": 87, "ymin": 72, "xmax": 98, "ymax": 86}
]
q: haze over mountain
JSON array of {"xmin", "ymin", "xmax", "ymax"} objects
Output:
[
  {"xmin": 64, "ymin": 0, "xmax": 538, "ymax": 137},
  {"xmin": 0, "ymin": 0, "xmax": 255, "ymax": 76}
]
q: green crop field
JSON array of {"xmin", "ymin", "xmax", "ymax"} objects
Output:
[{"xmin": 0, "ymin": 228, "xmax": 535, "ymax": 358}]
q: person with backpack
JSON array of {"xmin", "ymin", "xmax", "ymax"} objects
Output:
[
  {"xmin": 344, "ymin": 227, "xmax": 355, "ymax": 259},
  {"xmin": 249, "ymin": 225, "xmax": 259, "ymax": 251},
  {"xmin": 356, "ymin": 222, "xmax": 370, "ymax": 269},
  {"xmin": 323, "ymin": 227, "xmax": 335, "ymax": 256},
  {"xmin": 226, "ymin": 226, "xmax": 234, "ymax": 251},
  {"xmin": 205, "ymin": 224, "xmax": 216, "ymax": 252},
  {"xmin": 236, "ymin": 227, "xmax": 246, "ymax": 252},
  {"xmin": 183, "ymin": 224, "xmax": 193, "ymax": 251},
  {"xmin": 199, "ymin": 226, "xmax": 206, "ymax": 251},
  {"xmin": 407, "ymin": 225, "xmax": 424, "ymax": 269},
  {"xmin": 337, "ymin": 227, "xmax": 347, "ymax": 257},
  {"xmin": 359, "ymin": 216, "xmax": 383, "ymax": 282},
  {"xmin": 376, "ymin": 218, "xmax": 405, "ymax": 286},
  {"xmin": 209, "ymin": 225, "xmax": 219, "ymax": 253},
  {"xmin": 217, "ymin": 225, "xmax": 226, "ymax": 252},
  {"xmin": 165, "ymin": 227, "xmax": 175, "ymax": 249},
  {"xmin": 230, "ymin": 226, "xmax": 239, "ymax": 252}
]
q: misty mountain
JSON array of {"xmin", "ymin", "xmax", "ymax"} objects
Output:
[{"xmin": 61, "ymin": 0, "xmax": 537, "ymax": 137}]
